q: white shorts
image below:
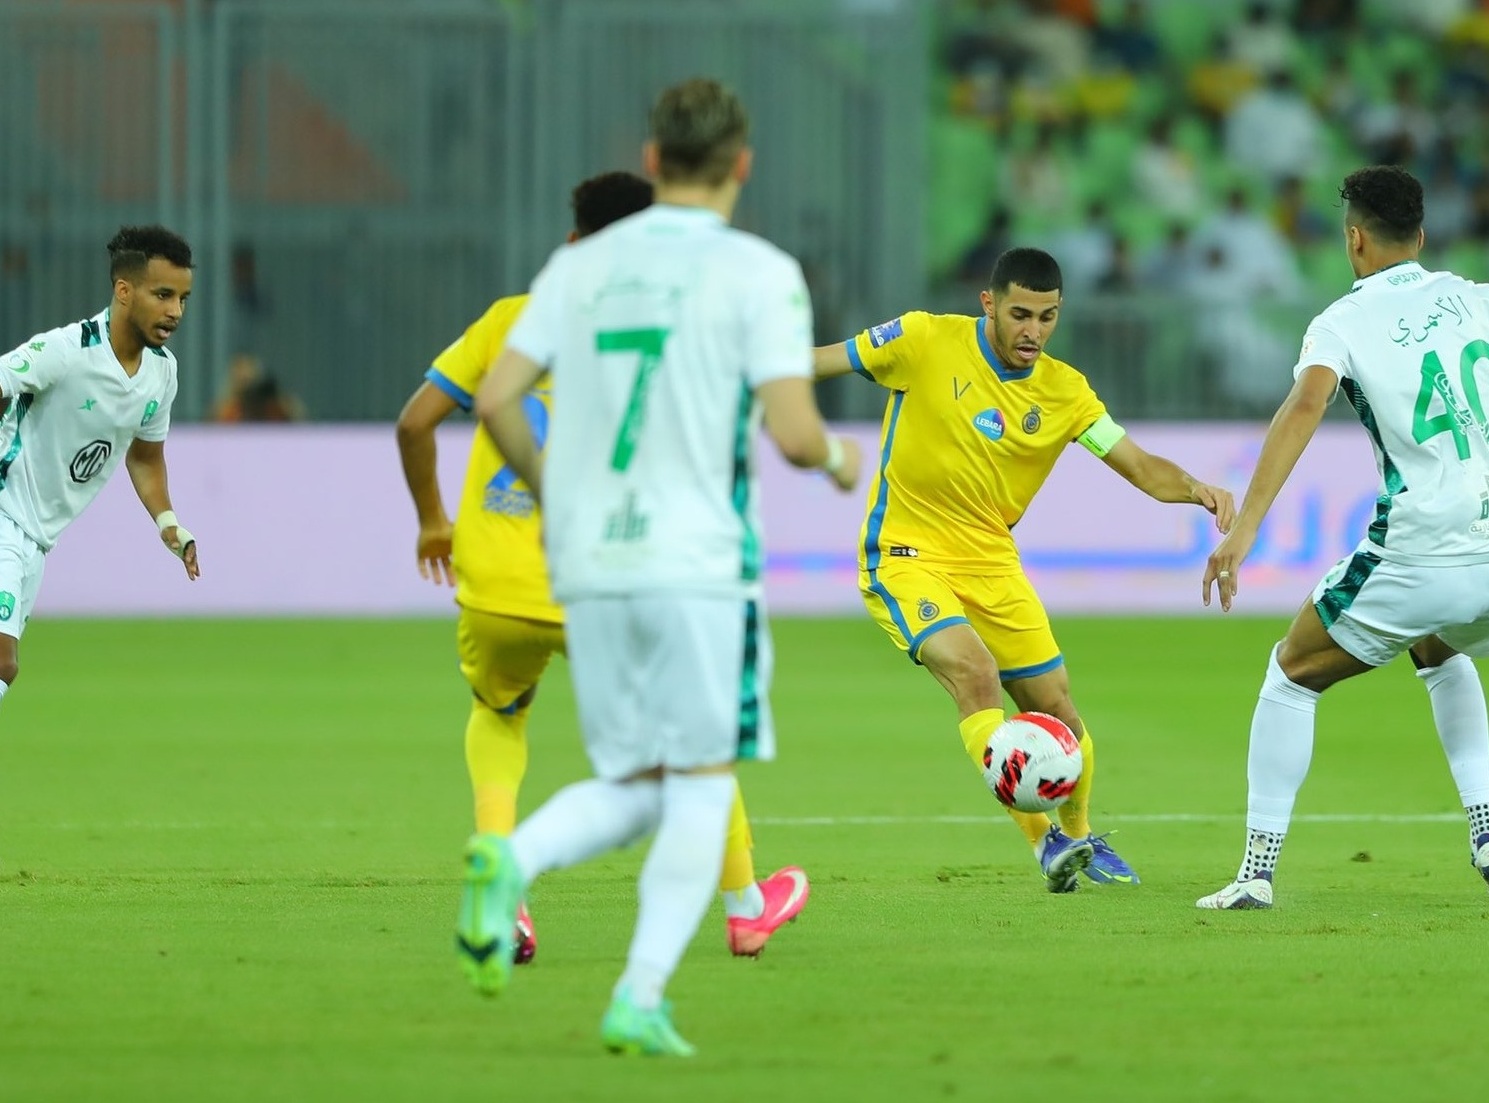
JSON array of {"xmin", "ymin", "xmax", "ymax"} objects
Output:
[
  {"xmin": 564, "ymin": 594, "xmax": 775, "ymax": 780},
  {"xmin": 0, "ymin": 511, "xmax": 44, "ymax": 640},
  {"xmin": 1313, "ymin": 547, "xmax": 1489, "ymax": 666}
]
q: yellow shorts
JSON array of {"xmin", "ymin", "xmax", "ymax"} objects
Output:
[
  {"xmin": 860, "ymin": 560, "xmax": 1063, "ymax": 679},
  {"xmin": 456, "ymin": 607, "xmax": 566, "ymax": 713}
]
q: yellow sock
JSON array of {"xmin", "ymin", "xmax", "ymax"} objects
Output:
[
  {"xmin": 957, "ymin": 707, "xmax": 1005, "ymax": 767},
  {"xmin": 1056, "ymin": 727, "xmax": 1096, "ymax": 841},
  {"xmin": 465, "ymin": 701, "xmax": 529, "ymax": 835},
  {"xmin": 718, "ymin": 780, "xmax": 756, "ymax": 893},
  {"xmin": 959, "ymin": 708, "xmax": 1052, "ymax": 846}
]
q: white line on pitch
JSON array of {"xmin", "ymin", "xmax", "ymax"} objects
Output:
[{"xmin": 751, "ymin": 813, "xmax": 1463, "ymax": 827}]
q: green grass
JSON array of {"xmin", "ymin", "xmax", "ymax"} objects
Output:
[{"xmin": 2, "ymin": 616, "xmax": 1486, "ymax": 1102}]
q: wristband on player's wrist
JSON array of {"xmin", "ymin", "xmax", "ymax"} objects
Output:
[
  {"xmin": 820, "ymin": 433, "xmax": 845, "ymax": 476},
  {"xmin": 154, "ymin": 510, "xmax": 179, "ymax": 534}
]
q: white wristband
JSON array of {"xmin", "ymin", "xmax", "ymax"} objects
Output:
[
  {"xmin": 154, "ymin": 510, "xmax": 179, "ymax": 534},
  {"xmin": 155, "ymin": 510, "xmax": 195, "ymax": 557},
  {"xmin": 820, "ymin": 434, "xmax": 845, "ymax": 476}
]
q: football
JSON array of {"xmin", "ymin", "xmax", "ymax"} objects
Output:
[{"xmin": 982, "ymin": 712, "xmax": 1083, "ymax": 813}]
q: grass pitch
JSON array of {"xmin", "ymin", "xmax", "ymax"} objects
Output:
[{"xmin": 2, "ymin": 616, "xmax": 1486, "ymax": 1102}]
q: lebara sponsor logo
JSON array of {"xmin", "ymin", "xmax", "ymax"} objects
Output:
[
  {"xmin": 974, "ymin": 408, "xmax": 1006, "ymax": 442},
  {"xmin": 868, "ymin": 317, "xmax": 904, "ymax": 348}
]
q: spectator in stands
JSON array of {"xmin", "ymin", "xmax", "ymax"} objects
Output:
[
  {"xmin": 1132, "ymin": 114, "xmax": 1203, "ymax": 219},
  {"xmin": 1096, "ymin": 233, "xmax": 1140, "ymax": 292},
  {"xmin": 1270, "ymin": 176, "xmax": 1330, "ymax": 247},
  {"xmin": 1353, "ymin": 70, "xmax": 1438, "ymax": 166},
  {"xmin": 1184, "ymin": 241, "xmax": 1296, "ymax": 412},
  {"xmin": 1224, "ymin": 70, "xmax": 1323, "ymax": 186},
  {"xmin": 1093, "ymin": 0, "xmax": 1162, "ymax": 73},
  {"xmin": 1311, "ymin": 51, "xmax": 1367, "ymax": 131},
  {"xmin": 1292, "ymin": 0, "xmax": 1360, "ymax": 39},
  {"xmin": 213, "ymin": 353, "xmax": 306, "ymax": 423},
  {"xmin": 1043, "ymin": 198, "xmax": 1116, "ymax": 293},
  {"xmin": 991, "ymin": 0, "xmax": 1090, "ymax": 88},
  {"xmin": 1224, "ymin": 1, "xmax": 1297, "ymax": 77},
  {"xmin": 1188, "ymin": 32, "xmax": 1260, "ymax": 124},
  {"xmin": 1140, "ymin": 222, "xmax": 1196, "ymax": 292},
  {"xmin": 1421, "ymin": 143, "xmax": 1474, "ymax": 247},
  {"xmin": 1192, "ymin": 186, "xmax": 1303, "ymax": 299},
  {"xmin": 1002, "ymin": 121, "xmax": 1072, "ymax": 221},
  {"xmin": 955, "ymin": 205, "xmax": 1013, "ymax": 283}
]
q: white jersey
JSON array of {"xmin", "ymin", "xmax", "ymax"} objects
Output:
[
  {"xmin": 505, "ymin": 204, "xmax": 813, "ymax": 600},
  {"xmin": 1296, "ymin": 261, "xmax": 1489, "ymax": 566},
  {"xmin": 0, "ymin": 309, "xmax": 177, "ymax": 550}
]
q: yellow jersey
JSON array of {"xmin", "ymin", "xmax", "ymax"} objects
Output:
[
  {"xmin": 426, "ymin": 293, "xmax": 561, "ymax": 623},
  {"xmin": 848, "ymin": 311, "xmax": 1108, "ymax": 576}
]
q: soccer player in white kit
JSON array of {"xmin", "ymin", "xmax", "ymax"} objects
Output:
[
  {"xmin": 0, "ymin": 226, "xmax": 200, "ymax": 710},
  {"xmin": 1198, "ymin": 166, "xmax": 1489, "ymax": 909},
  {"xmin": 462, "ymin": 78, "xmax": 862, "ymax": 1055}
]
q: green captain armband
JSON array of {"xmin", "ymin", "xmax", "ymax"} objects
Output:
[{"xmin": 1076, "ymin": 413, "xmax": 1126, "ymax": 458}]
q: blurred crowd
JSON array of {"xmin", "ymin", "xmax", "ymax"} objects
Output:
[
  {"xmin": 938, "ymin": 0, "xmax": 1489, "ymax": 289},
  {"xmin": 933, "ymin": 0, "xmax": 1489, "ymax": 406}
]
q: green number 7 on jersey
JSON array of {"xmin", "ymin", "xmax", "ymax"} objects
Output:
[{"xmin": 596, "ymin": 327, "xmax": 671, "ymax": 472}]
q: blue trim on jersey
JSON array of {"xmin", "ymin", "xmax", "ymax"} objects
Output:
[
  {"xmin": 1002, "ymin": 654, "xmax": 1065, "ymax": 681},
  {"xmin": 865, "ymin": 569, "xmax": 915, "ymax": 649},
  {"xmin": 908, "ymin": 616, "xmax": 971, "ymax": 663},
  {"xmin": 425, "ymin": 367, "xmax": 474, "ymax": 411},
  {"xmin": 861, "ymin": 391, "xmax": 905, "ymax": 571},
  {"xmin": 846, "ymin": 339, "xmax": 872, "ymax": 380},
  {"xmin": 975, "ymin": 317, "xmax": 1032, "ymax": 382}
]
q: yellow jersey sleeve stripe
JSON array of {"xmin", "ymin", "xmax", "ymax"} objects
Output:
[
  {"xmin": 425, "ymin": 367, "xmax": 474, "ymax": 411},
  {"xmin": 845, "ymin": 339, "xmax": 873, "ymax": 380}
]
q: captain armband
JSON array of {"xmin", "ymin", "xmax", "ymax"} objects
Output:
[{"xmin": 1076, "ymin": 414, "xmax": 1127, "ymax": 458}]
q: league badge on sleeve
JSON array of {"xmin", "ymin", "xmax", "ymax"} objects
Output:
[{"xmin": 868, "ymin": 317, "xmax": 904, "ymax": 348}]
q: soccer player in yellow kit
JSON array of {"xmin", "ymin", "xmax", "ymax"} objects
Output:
[
  {"xmin": 396, "ymin": 172, "xmax": 808, "ymax": 967},
  {"xmin": 815, "ymin": 247, "xmax": 1236, "ymax": 890}
]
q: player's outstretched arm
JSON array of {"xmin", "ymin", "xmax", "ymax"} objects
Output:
[
  {"xmin": 812, "ymin": 342, "xmax": 857, "ymax": 381},
  {"xmin": 757, "ymin": 376, "xmax": 861, "ymax": 491},
  {"xmin": 1202, "ymin": 365, "xmax": 1337, "ymax": 612},
  {"xmin": 395, "ymin": 382, "xmax": 460, "ymax": 586},
  {"xmin": 476, "ymin": 348, "xmax": 546, "ymax": 500},
  {"xmin": 125, "ymin": 438, "xmax": 199, "ymax": 580},
  {"xmin": 1099, "ymin": 436, "xmax": 1237, "ymax": 531}
]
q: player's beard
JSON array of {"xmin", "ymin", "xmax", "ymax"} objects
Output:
[
  {"xmin": 991, "ymin": 316, "xmax": 1039, "ymax": 365},
  {"xmin": 132, "ymin": 310, "xmax": 168, "ymax": 349}
]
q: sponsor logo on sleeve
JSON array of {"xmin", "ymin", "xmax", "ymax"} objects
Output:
[{"xmin": 868, "ymin": 317, "xmax": 904, "ymax": 348}]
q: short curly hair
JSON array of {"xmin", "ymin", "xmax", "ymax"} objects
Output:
[
  {"xmin": 570, "ymin": 172, "xmax": 653, "ymax": 237},
  {"xmin": 107, "ymin": 225, "xmax": 193, "ymax": 281},
  {"xmin": 1339, "ymin": 166, "xmax": 1423, "ymax": 245}
]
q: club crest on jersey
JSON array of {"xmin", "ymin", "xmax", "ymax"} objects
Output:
[
  {"xmin": 1021, "ymin": 405, "xmax": 1042, "ymax": 434},
  {"xmin": 917, "ymin": 598, "xmax": 940, "ymax": 621},
  {"xmin": 868, "ymin": 318, "xmax": 904, "ymax": 348},
  {"xmin": 973, "ymin": 408, "xmax": 1006, "ymax": 442},
  {"xmin": 0, "ymin": 591, "xmax": 13, "ymax": 622}
]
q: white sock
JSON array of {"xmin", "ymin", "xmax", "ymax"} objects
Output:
[
  {"xmin": 509, "ymin": 778, "xmax": 661, "ymax": 890},
  {"xmin": 617, "ymin": 772, "xmax": 735, "ymax": 1011},
  {"xmin": 723, "ymin": 882, "xmax": 766, "ymax": 920},
  {"xmin": 1238, "ymin": 645, "xmax": 1320, "ymax": 877},
  {"xmin": 1417, "ymin": 654, "xmax": 1489, "ymax": 806},
  {"xmin": 0, "ymin": 679, "xmax": 8, "ymax": 705}
]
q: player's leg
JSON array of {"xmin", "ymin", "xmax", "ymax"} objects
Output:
[
  {"xmin": 1198, "ymin": 573, "xmax": 1385, "ymax": 910},
  {"xmin": 604, "ymin": 594, "xmax": 760, "ymax": 1055},
  {"xmin": 862, "ymin": 562, "xmax": 1009, "ymax": 765},
  {"xmin": 720, "ymin": 615, "xmax": 808, "ymax": 957},
  {"xmin": 955, "ymin": 571, "xmax": 1098, "ymax": 890},
  {"xmin": 455, "ymin": 609, "xmax": 564, "ymax": 967},
  {"xmin": 1417, "ymin": 628, "xmax": 1489, "ymax": 889},
  {"xmin": 0, "ymin": 517, "xmax": 44, "ymax": 709},
  {"xmin": 462, "ymin": 597, "xmax": 665, "ymax": 997},
  {"xmin": 1003, "ymin": 665, "xmax": 1137, "ymax": 885}
]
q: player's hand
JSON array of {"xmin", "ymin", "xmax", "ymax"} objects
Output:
[
  {"xmin": 1190, "ymin": 481, "xmax": 1237, "ymax": 534},
  {"xmin": 1202, "ymin": 525, "xmax": 1256, "ymax": 613},
  {"xmin": 417, "ymin": 521, "xmax": 455, "ymax": 586},
  {"xmin": 160, "ymin": 526, "xmax": 200, "ymax": 581},
  {"xmin": 827, "ymin": 437, "xmax": 863, "ymax": 492}
]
